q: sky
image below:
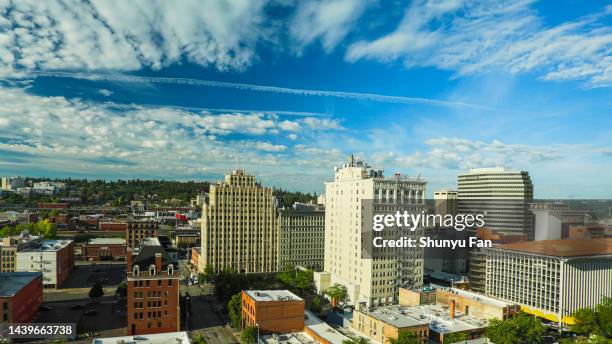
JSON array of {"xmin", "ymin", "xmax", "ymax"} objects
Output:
[{"xmin": 0, "ymin": 0, "xmax": 611, "ymax": 198}]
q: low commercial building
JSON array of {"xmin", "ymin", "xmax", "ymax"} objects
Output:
[
  {"xmin": 242, "ymin": 290, "xmax": 305, "ymax": 334},
  {"xmin": 529, "ymin": 203, "xmax": 588, "ymax": 240},
  {"xmin": 259, "ymin": 310, "xmax": 351, "ymax": 344},
  {"xmin": 81, "ymin": 238, "xmax": 127, "ymax": 261},
  {"xmin": 126, "ymin": 237, "xmax": 180, "ymax": 335},
  {"xmin": 0, "ymin": 234, "xmax": 44, "ymax": 272},
  {"xmin": 353, "ymin": 304, "xmax": 487, "ymax": 344},
  {"xmin": 171, "ymin": 228, "xmax": 200, "ymax": 248},
  {"xmin": 0, "ymin": 272, "xmax": 43, "ymax": 323},
  {"xmin": 352, "ymin": 306, "xmax": 429, "ymax": 344},
  {"xmin": 485, "ymin": 238, "xmax": 612, "ymax": 325},
  {"xmin": 99, "ymin": 221, "xmax": 127, "ymax": 232},
  {"xmin": 0, "ymin": 210, "xmax": 37, "ymax": 224},
  {"xmin": 16, "ymin": 239, "xmax": 74, "ymax": 288},
  {"xmin": 91, "ymin": 331, "xmax": 190, "ymax": 344},
  {"xmin": 399, "ymin": 285, "xmax": 519, "ymax": 320},
  {"xmin": 278, "ymin": 203, "xmax": 325, "ymax": 271}
]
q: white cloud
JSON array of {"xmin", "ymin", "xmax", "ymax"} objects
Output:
[
  {"xmin": 346, "ymin": 0, "xmax": 612, "ymax": 87},
  {"xmin": 98, "ymin": 89, "xmax": 113, "ymax": 96},
  {"xmin": 0, "ymin": 0, "xmax": 268, "ymax": 77},
  {"xmin": 290, "ymin": 0, "xmax": 370, "ymax": 53}
]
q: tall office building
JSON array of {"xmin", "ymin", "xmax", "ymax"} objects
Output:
[
  {"xmin": 1, "ymin": 176, "xmax": 24, "ymax": 191},
  {"xmin": 434, "ymin": 189, "xmax": 458, "ymax": 216},
  {"xmin": 278, "ymin": 202, "xmax": 325, "ymax": 271},
  {"xmin": 458, "ymin": 167, "xmax": 533, "ymax": 236},
  {"xmin": 315, "ymin": 156, "xmax": 426, "ymax": 307},
  {"xmin": 200, "ymin": 169, "xmax": 277, "ymax": 273}
]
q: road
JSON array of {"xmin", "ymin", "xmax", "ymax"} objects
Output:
[{"xmin": 177, "ymin": 260, "xmax": 239, "ymax": 344}]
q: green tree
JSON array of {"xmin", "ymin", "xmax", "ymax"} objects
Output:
[
  {"xmin": 88, "ymin": 282, "xmax": 104, "ymax": 302},
  {"xmin": 199, "ymin": 264, "xmax": 214, "ymax": 284},
  {"xmin": 115, "ymin": 282, "xmax": 127, "ymax": 298},
  {"xmin": 228, "ymin": 292, "xmax": 242, "ymax": 329},
  {"xmin": 486, "ymin": 313, "xmax": 544, "ymax": 344},
  {"xmin": 572, "ymin": 296, "xmax": 612, "ymax": 339},
  {"xmin": 444, "ymin": 332, "xmax": 468, "ymax": 344},
  {"xmin": 387, "ymin": 331, "xmax": 419, "ymax": 344},
  {"xmin": 241, "ymin": 326, "xmax": 257, "ymax": 344},
  {"xmin": 326, "ymin": 283, "xmax": 348, "ymax": 310},
  {"xmin": 310, "ymin": 294, "xmax": 323, "ymax": 314},
  {"xmin": 192, "ymin": 334, "xmax": 207, "ymax": 344}
]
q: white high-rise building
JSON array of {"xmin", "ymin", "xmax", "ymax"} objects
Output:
[
  {"xmin": 1, "ymin": 176, "xmax": 24, "ymax": 191},
  {"xmin": 458, "ymin": 167, "xmax": 534, "ymax": 236},
  {"xmin": 315, "ymin": 156, "xmax": 426, "ymax": 307}
]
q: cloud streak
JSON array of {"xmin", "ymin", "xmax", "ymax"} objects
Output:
[{"xmin": 28, "ymin": 71, "xmax": 491, "ymax": 109}]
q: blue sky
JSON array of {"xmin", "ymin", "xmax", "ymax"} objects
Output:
[{"xmin": 0, "ymin": 0, "xmax": 611, "ymax": 197}]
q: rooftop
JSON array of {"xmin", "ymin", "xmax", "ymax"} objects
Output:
[
  {"xmin": 494, "ymin": 238, "xmax": 612, "ymax": 257},
  {"xmin": 0, "ymin": 272, "xmax": 42, "ymax": 297},
  {"xmin": 245, "ymin": 290, "xmax": 302, "ymax": 302},
  {"xmin": 88, "ymin": 238, "xmax": 126, "ymax": 245},
  {"xmin": 260, "ymin": 332, "xmax": 316, "ymax": 344},
  {"xmin": 304, "ymin": 310, "xmax": 350, "ymax": 344},
  {"xmin": 91, "ymin": 331, "xmax": 190, "ymax": 344},
  {"xmin": 20, "ymin": 239, "xmax": 72, "ymax": 252},
  {"xmin": 360, "ymin": 304, "xmax": 487, "ymax": 334},
  {"xmin": 436, "ymin": 286, "xmax": 515, "ymax": 308}
]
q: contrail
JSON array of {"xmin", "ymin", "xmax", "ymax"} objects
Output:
[{"xmin": 30, "ymin": 71, "xmax": 492, "ymax": 110}]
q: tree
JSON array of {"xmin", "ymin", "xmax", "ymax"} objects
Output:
[
  {"xmin": 444, "ymin": 332, "xmax": 468, "ymax": 344},
  {"xmin": 115, "ymin": 282, "xmax": 127, "ymax": 298},
  {"xmin": 571, "ymin": 296, "xmax": 612, "ymax": 339},
  {"xmin": 192, "ymin": 334, "xmax": 207, "ymax": 344},
  {"xmin": 198, "ymin": 265, "xmax": 214, "ymax": 284},
  {"xmin": 342, "ymin": 337, "xmax": 370, "ymax": 344},
  {"xmin": 326, "ymin": 283, "xmax": 348, "ymax": 310},
  {"xmin": 310, "ymin": 294, "xmax": 323, "ymax": 314},
  {"xmin": 241, "ymin": 326, "xmax": 257, "ymax": 344},
  {"xmin": 387, "ymin": 331, "xmax": 419, "ymax": 344},
  {"xmin": 486, "ymin": 313, "xmax": 544, "ymax": 344},
  {"xmin": 228, "ymin": 292, "xmax": 242, "ymax": 329},
  {"xmin": 89, "ymin": 282, "xmax": 104, "ymax": 302}
]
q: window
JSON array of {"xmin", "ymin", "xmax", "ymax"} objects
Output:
[
  {"xmin": 149, "ymin": 265, "xmax": 156, "ymax": 276},
  {"xmin": 133, "ymin": 265, "xmax": 139, "ymax": 276}
]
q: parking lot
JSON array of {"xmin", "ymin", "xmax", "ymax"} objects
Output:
[{"xmin": 62, "ymin": 263, "xmax": 125, "ymax": 289}]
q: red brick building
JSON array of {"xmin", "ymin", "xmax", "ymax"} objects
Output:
[
  {"xmin": 0, "ymin": 272, "xmax": 43, "ymax": 323},
  {"xmin": 242, "ymin": 290, "xmax": 305, "ymax": 333},
  {"xmin": 127, "ymin": 238, "xmax": 180, "ymax": 335},
  {"xmin": 81, "ymin": 238, "xmax": 127, "ymax": 261},
  {"xmin": 99, "ymin": 222, "xmax": 128, "ymax": 232}
]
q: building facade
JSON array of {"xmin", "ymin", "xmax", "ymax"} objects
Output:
[
  {"xmin": 81, "ymin": 238, "xmax": 127, "ymax": 261},
  {"xmin": 0, "ymin": 234, "xmax": 44, "ymax": 272},
  {"xmin": 315, "ymin": 156, "xmax": 426, "ymax": 307},
  {"xmin": 1, "ymin": 176, "xmax": 24, "ymax": 191},
  {"xmin": 241, "ymin": 290, "xmax": 305, "ymax": 333},
  {"xmin": 485, "ymin": 238, "xmax": 612, "ymax": 325},
  {"xmin": 530, "ymin": 203, "xmax": 588, "ymax": 240},
  {"xmin": 278, "ymin": 202, "xmax": 325, "ymax": 271},
  {"xmin": 434, "ymin": 189, "xmax": 458, "ymax": 216},
  {"xmin": 16, "ymin": 239, "xmax": 74, "ymax": 288},
  {"xmin": 126, "ymin": 221, "xmax": 159, "ymax": 249},
  {"xmin": 126, "ymin": 238, "xmax": 180, "ymax": 335},
  {"xmin": 0, "ymin": 272, "xmax": 43, "ymax": 323},
  {"xmin": 200, "ymin": 169, "xmax": 277, "ymax": 273},
  {"xmin": 458, "ymin": 167, "xmax": 534, "ymax": 236}
]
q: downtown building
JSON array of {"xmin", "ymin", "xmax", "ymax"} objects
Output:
[
  {"xmin": 16, "ymin": 239, "xmax": 74, "ymax": 288},
  {"xmin": 278, "ymin": 202, "xmax": 325, "ymax": 271},
  {"xmin": 315, "ymin": 156, "xmax": 426, "ymax": 307},
  {"xmin": 0, "ymin": 272, "xmax": 43, "ymax": 323},
  {"xmin": 200, "ymin": 169, "xmax": 278, "ymax": 273},
  {"xmin": 484, "ymin": 238, "xmax": 612, "ymax": 325},
  {"xmin": 458, "ymin": 167, "xmax": 533, "ymax": 237},
  {"xmin": 126, "ymin": 220, "xmax": 159, "ymax": 249},
  {"xmin": 126, "ymin": 237, "xmax": 180, "ymax": 335}
]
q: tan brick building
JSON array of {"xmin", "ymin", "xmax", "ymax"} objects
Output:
[{"xmin": 200, "ymin": 170, "xmax": 277, "ymax": 273}]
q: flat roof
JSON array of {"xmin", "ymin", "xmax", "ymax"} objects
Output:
[
  {"xmin": 304, "ymin": 310, "xmax": 350, "ymax": 344},
  {"xmin": 437, "ymin": 286, "xmax": 515, "ymax": 308},
  {"xmin": 260, "ymin": 332, "xmax": 316, "ymax": 344},
  {"xmin": 88, "ymin": 238, "xmax": 126, "ymax": 245},
  {"xmin": 91, "ymin": 331, "xmax": 190, "ymax": 344},
  {"xmin": 20, "ymin": 239, "xmax": 73, "ymax": 252},
  {"xmin": 495, "ymin": 238, "xmax": 612, "ymax": 257},
  {"xmin": 0, "ymin": 272, "xmax": 41, "ymax": 297},
  {"xmin": 245, "ymin": 290, "xmax": 302, "ymax": 302},
  {"xmin": 360, "ymin": 304, "xmax": 487, "ymax": 334}
]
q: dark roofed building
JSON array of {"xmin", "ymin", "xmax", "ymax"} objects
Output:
[{"xmin": 0, "ymin": 272, "xmax": 43, "ymax": 323}]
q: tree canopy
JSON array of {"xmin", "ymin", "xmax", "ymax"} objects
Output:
[
  {"xmin": 387, "ymin": 331, "xmax": 419, "ymax": 344},
  {"xmin": 485, "ymin": 312, "xmax": 545, "ymax": 344}
]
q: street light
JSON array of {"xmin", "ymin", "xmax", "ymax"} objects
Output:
[{"xmin": 256, "ymin": 323, "xmax": 260, "ymax": 343}]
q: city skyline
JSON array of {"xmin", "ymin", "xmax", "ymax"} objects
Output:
[{"xmin": 0, "ymin": 1, "xmax": 611, "ymax": 198}]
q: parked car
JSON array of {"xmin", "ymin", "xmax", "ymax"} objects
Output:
[{"xmin": 84, "ymin": 309, "xmax": 98, "ymax": 316}]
